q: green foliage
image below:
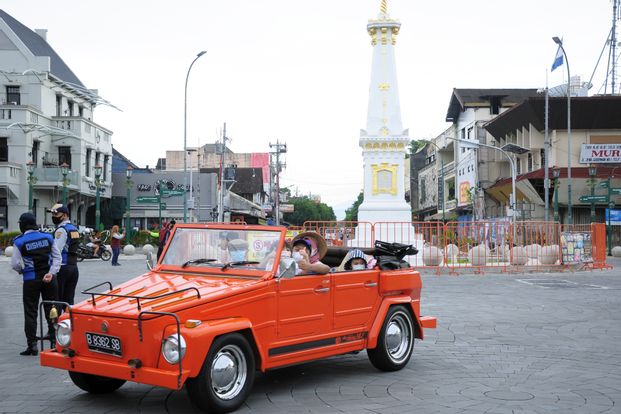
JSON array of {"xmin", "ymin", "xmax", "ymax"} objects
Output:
[
  {"xmin": 409, "ymin": 139, "xmax": 428, "ymax": 154},
  {"xmin": 283, "ymin": 196, "xmax": 336, "ymax": 226},
  {"xmin": 0, "ymin": 231, "xmax": 21, "ymax": 249},
  {"xmin": 344, "ymin": 191, "xmax": 364, "ymax": 222}
]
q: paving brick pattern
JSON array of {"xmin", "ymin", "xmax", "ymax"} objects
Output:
[{"xmin": 0, "ymin": 256, "xmax": 619, "ymax": 413}]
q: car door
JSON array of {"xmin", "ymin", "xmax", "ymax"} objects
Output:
[
  {"xmin": 333, "ymin": 269, "xmax": 380, "ymax": 330},
  {"xmin": 275, "ymin": 273, "xmax": 332, "ymax": 339}
]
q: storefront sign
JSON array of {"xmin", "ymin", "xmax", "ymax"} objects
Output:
[
  {"xmin": 605, "ymin": 209, "xmax": 621, "ymax": 226},
  {"xmin": 580, "ymin": 144, "xmax": 621, "ymax": 163}
]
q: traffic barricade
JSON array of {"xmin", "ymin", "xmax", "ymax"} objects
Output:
[
  {"xmin": 510, "ymin": 221, "xmax": 562, "ymax": 272},
  {"xmin": 302, "ymin": 221, "xmax": 373, "ymax": 249}
]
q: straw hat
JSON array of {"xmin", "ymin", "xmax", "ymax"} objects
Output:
[{"xmin": 292, "ymin": 231, "xmax": 328, "ymax": 261}]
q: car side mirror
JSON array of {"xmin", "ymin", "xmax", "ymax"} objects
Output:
[
  {"xmin": 146, "ymin": 251, "xmax": 154, "ymax": 271},
  {"xmin": 277, "ymin": 257, "xmax": 297, "ymax": 279}
]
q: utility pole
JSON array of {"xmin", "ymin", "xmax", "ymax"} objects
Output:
[
  {"xmin": 217, "ymin": 123, "xmax": 228, "ymax": 222},
  {"xmin": 269, "ymin": 140, "xmax": 287, "ymax": 225}
]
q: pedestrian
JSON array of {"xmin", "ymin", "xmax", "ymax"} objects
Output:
[
  {"xmin": 11, "ymin": 212, "xmax": 61, "ymax": 356},
  {"xmin": 110, "ymin": 225, "xmax": 125, "ymax": 266},
  {"xmin": 48, "ymin": 204, "xmax": 80, "ymax": 307}
]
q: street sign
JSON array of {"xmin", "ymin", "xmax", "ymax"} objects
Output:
[
  {"xmin": 579, "ymin": 195, "xmax": 608, "ymax": 203},
  {"xmin": 611, "ymin": 188, "xmax": 621, "ymax": 195},
  {"xmin": 161, "ymin": 189, "xmax": 185, "ymax": 196},
  {"xmin": 137, "ymin": 196, "xmax": 159, "ymax": 203},
  {"xmin": 599, "ymin": 180, "xmax": 609, "ymax": 188},
  {"xmin": 159, "ymin": 203, "xmax": 167, "ymax": 209}
]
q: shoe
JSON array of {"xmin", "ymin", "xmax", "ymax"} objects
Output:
[{"xmin": 20, "ymin": 346, "xmax": 38, "ymax": 356}]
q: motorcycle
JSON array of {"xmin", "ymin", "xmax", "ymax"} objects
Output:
[{"xmin": 76, "ymin": 243, "xmax": 111, "ymax": 261}]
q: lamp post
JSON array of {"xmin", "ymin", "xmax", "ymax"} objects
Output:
[
  {"xmin": 26, "ymin": 160, "xmax": 36, "ymax": 212},
  {"xmin": 589, "ymin": 165, "xmax": 597, "ymax": 222},
  {"xmin": 552, "ymin": 167, "xmax": 560, "ymax": 222},
  {"xmin": 94, "ymin": 164, "xmax": 102, "ymax": 231},
  {"xmin": 60, "ymin": 162, "xmax": 70, "ymax": 206},
  {"xmin": 553, "ymin": 36, "xmax": 572, "ymax": 224},
  {"xmin": 125, "ymin": 166, "xmax": 133, "ymax": 242},
  {"xmin": 183, "ymin": 50, "xmax": 207, "ymax": 223}
]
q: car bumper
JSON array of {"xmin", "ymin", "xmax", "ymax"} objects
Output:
[{"xmin": 40, "ymin": 349, "xmax": 189, "ymax": 390}]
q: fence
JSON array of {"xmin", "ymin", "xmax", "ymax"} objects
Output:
[{"xmin": 299, "ymin": 221, "xmax": 610, "ymax": 273}]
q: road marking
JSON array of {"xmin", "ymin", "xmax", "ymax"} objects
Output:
[{"xmin": 516, "ymin": 278, "xmax": 609, "ymax": 289}]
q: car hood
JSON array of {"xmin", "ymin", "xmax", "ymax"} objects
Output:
[{"xmin": 74, "ymin": 271, "xmax": 265, "ymax": 316}]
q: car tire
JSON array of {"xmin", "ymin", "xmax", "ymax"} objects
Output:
[
  {"xmin": 68, "ymin": 371, "xmax": 126, "ymax": 394},
  {"xmin": 186, "ymin": 333, "xmax": 255, "ymax": 414},
  {"xmin": 100, "ymin": 250, "xmax": 112, "ymax": 261},
  {"xmin": 367, "ymin": 305, "xmax": 415, "ymax": 372}
]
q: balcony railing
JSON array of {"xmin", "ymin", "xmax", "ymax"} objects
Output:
[{"xmin": 33, "ymin": 167, "xmax": 79, "ymax": 185}]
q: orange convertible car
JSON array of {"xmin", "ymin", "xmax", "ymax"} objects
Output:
[{"xmin": 40, "ymin": 224, "xmax": 436, "ymax": 413}]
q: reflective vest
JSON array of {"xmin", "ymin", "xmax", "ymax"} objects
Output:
[
  {"xmin": 57, "ymin": 223, "xmax": 80, "ymax": 265},
  {"xmin": 13, "ymin": 231, "xmax": 54, "ymax": 281}
]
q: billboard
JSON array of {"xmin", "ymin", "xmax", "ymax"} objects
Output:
[{"xmin": 580, "ymin": 144, "xmax": 621, "ymax": 163}]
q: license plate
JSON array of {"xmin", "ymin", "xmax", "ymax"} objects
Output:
[{"xmin": 85, "ymin": 332, "xmax": 122, "ymax": 357}]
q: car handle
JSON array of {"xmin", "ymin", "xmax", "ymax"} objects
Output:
[
  {"xmin": 364, "ymin": 281, "xmax": 378, "ymax": 287},
  {"xmin": 314, "ymin": 287, "xmax": 330, "ymax": 293}
]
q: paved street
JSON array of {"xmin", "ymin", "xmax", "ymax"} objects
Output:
[{"xmin": 0, "ymin": 255, "xmax": 620, "ymax": 413}]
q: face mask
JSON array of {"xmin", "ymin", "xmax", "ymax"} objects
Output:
[
  {"xmin": 352, "ymin": 264, "xmax": 366, "ymax": 271},
  {"xmin": 292, "ymin": 252, "xmax": 303, "ymax": 262},
  {"xmin": 230, "ymin": 250, "xmax": 246, "ymax": 262},
  {"xmin": 52, "ymin": 216, "xmax": 63, "ymax": 225}
]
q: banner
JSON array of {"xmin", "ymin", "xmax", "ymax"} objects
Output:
[
  {"xmin": 560, "ymin": 232, "xmax": 592, "ymax": 264},
  {"xmin": 580, "ymin": 144, "xmax": 621, "ymax": 163}
]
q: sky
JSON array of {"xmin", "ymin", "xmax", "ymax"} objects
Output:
[{"xmin": 2, "ymin": 0, "xmax": 615, "ymax": 218}]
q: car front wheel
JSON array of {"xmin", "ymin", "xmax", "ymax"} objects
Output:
[
  {"xmin": 367, "ymin": 306, "xmax": 415, "ymax": 371},
  {"xmin": 68, "ymin": 371, "xmax": 126, "ymax": 394},
  {"xmin": 186, "ymin": 333, "xmax": 255, "ymax": 414}
]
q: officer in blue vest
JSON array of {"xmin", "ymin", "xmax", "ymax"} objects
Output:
[
  {"xmin": 11, "ymin": 212, "xmax": 61, "ymax": 356},
  {"xmin": 48, "ymin": 204, "xmax": 80, "ymax": 307}
]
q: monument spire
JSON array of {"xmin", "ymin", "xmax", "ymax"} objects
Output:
[{"xmin": 380, "ymin": 0, "xmax": 387, "ymax": 15}]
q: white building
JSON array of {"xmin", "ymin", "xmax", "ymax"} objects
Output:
[{"xmin": 0, "ymin": 10, "xmax": 113, "ymax": 231}]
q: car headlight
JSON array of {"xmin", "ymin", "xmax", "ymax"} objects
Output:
[
  {"xmin": 56, "ymin": 320, "xmax": 72, "ymax": 347},
  {"xmin": 161, "ymin": 334, "xmax": 186, "ymax": 364}
]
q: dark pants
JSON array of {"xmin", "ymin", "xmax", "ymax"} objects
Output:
[
  {"xmin": 23, "ymin": 277, "xmax": 58, "ymax": 346},
  {"xmin": 57, "ymin": 264, "xmax": 79, "ymax": 306},
  {"xmin": 111, "ymin": 247, "xmax": 121, "ymax": 265}
]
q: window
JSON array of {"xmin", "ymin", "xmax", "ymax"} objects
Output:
[
  {"xmin": 95, "ymin": 152, "xmax": 100, "ymax": 173},
  {"xmin": 540, "ymin": 149, "xmax": 545, "ymax": 168},
  {"xmin": 79, "ymin": 105, "xmax": 84, "ymax": 117},
  {"xmin": 103, "ymin": 155, "xmax": 109, "ymax": 181},
  {"xmin": 58, "ymin": 146, "xmax": 71, "ymax": 168},
  {"xmin": 0, "ymin": 197, "xmax": 7, "ymax": 229},
  {"xmin": 516, "ymin": 158, "xmax": 521, "ymax": 174},
  {"xmin": 527, "ymin": 153, "xmax": 533, "ymax": 172},
  {"xmin": 467, "ymin": 127, "xmax": 473, "ymax": 140},
  {"xmin": 447, "ymin": 179, "xmax": 456, "ymax": 201},
  {"xmin": 67, "ymin": 101, "xmax": 74, "ymax": 116},
  {"xmin": 56, "ymin": 95, "xmax": 62, "ymax": 117},
  {"xmin": 461, "ymin": 129, "xmax": 466, "ymax": 139},
  {"xmin": 490, "ymin": 96, "xmax": 501, "ymax": 115},
  {"xmin": 0, "ymin": 137, "xmax": 7, "ymax": 162},
  {"xmin": 32, "ymin": 141, "xmax": 39, "ymax": 166},
  {"xmin": 85, "ymin": 149, "xmax": 92, "ymax": 176},
  {"xmin": 6, "ymin": 86, "xmax": 20, "ymax": 105}
]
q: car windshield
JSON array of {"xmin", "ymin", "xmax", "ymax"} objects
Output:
[{"xmin": 160, "ymin": 227, "xmax": 282, "ymax": 274}]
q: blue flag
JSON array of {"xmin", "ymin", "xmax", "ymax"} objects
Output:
[{"xmin": 551, "ymin": 45, "xmax": 563, "ymax": 71}]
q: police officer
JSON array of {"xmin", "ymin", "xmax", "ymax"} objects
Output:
[
  {"xmin": 48, "ymin": 204, "xmax": 80, "ymax": 306},
  {"xmin": 11, "ymin": 212, "xmax": 61, "ymax": 356}
]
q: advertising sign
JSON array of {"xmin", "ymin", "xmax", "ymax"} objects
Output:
[
  {"xmin": 560, "ymin": 232, "xmax": 592, "ymax": 264},
  {"xmin": 605, "ymin": 209, "xmax": 621, "ymax": 225},
  {"xmin": 580, "ymin": 144, "xmax": 621, "ymax": 163}
]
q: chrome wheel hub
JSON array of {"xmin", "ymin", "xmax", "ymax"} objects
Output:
[
  {"xmin": 385, "ymin": 312, "xmax": 412, "ymax": 362},
  {"xmin": 210, "ymin": 344, "xmax": 247, "ymax": 400}
]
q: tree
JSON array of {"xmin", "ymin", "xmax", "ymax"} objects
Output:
[
  {"xmin": 409, "ymin": 139, "xmax": 428, "ymax": 154},
  {"xmin": 283, "ymin": 196, "xmax": 336, "ymax": 226},
  {"xmin": 344, "ymin": 191, "xmax": 364, "ymax": 222}
]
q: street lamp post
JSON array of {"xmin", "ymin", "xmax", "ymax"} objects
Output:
[
  {"xmin": 553, "ymin": 36, "xmax": 572, "ymax": 225},
  {"xmin": 589, "ymin": 165, "xmax": 597, "ymax": 222},
  {"xmin": 126, "ymin": 166, "xmax": 133, "ymax": 242},
  {"xmin": 183, "ymin": 50, "xmax": 207, "ymax": 223},
  {"xmin": 552, "ymin": 167, "xmax": 560, "ymax": 222},
  {"xmin": 60, "ymin": 162, "xmax": 70, "ymax": 206},
  {"xmin": 26, "ymin": 160, "xmax": 36, "ymax": 212},
  {"xmin": 94, "ymin": 164, "xmax": 102, "ymax": 231}
]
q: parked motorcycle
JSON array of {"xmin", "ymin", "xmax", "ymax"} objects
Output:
[{"xmin": 76, "ymin": 244, "xmax": 111, "ymax": 261}]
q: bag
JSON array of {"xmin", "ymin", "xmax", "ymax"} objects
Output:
[
  {"xmin": 375, "ymin": 255, "xmax": 410, "ymax": 270},
  {"xmin": 373, "ymin": 240, "xmax": 418, "ymax": 270}
]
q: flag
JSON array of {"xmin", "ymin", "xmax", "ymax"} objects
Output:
[{"xmin": 551, "ymin": 45, "xmax": 564, "ymax": 71}]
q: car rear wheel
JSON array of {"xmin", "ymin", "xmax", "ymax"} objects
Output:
[
  {"xmin": 186, "ymin": 333, "xmax": 255, "ymax": 414},
  {"xmin": 68, "ymin": 371, "xmax": 126, "ymax": 394},
  {"xmin": 367, "ymin": 306, "xmax": 415, "ymax": 371}
]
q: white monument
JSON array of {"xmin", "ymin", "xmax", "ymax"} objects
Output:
[
  {"xmin": 357, "ymin": 1, "xmax": 411, "ymax": 225},
  {"xmin": 354, "ymin": 1, "xmax": 424, "ymax": 264}
]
